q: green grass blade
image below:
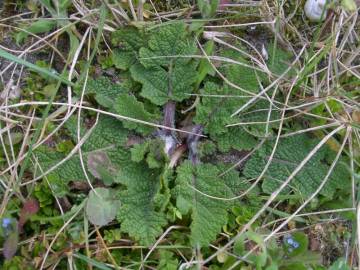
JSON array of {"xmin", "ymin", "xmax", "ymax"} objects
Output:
[
  {"xmin": 76, "ymin": 5, "xmax": 108, "ymax": 85},
  {"xmin": 0, "ymin": 48, "xmax": 74, "ymax": 86},
  {"xmin": 73, "ymin": 253, "xmax": 113, "ymax": 270}
]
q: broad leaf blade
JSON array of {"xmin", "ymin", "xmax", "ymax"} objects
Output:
[{"xmin": 86, "ymin": 188, "xmax": 120, "ymax": 226}]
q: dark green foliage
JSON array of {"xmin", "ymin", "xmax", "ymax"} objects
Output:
[
  {"xmin": 130, "ymin": 23, "xmax": 198, "ymax": 105},
  {"xmin": 221, "ymin": 50, "xmax": 262, "ymax": 93},
  {"xmin": 193, "ymin": 47, "xmax": 282, "ymax": 152},
  {"xmin": 111, "ymin": 27, "xmax": 148, "ymax": 70},
  {"xmin": 34, "ymin": 115, "xmax": 129, "ymax": 189},
  {"xmin": 243, "ymin": 134, "xmax": 350, "ymax": 197},
  {"xmin": 130, "ymin": 61, "xmax": 197, "ymax": 105},
  {"xmin": 86, "ymin": 76, "xmax": 127, "ymax": 108},
  {"xmin": 114, "ymin": 93, "xmax": 159, "ymax": 135},
  {"xmin": 174, "ymin": 161, "xmax": 240, "ymax": 246},
  {"xmin": 193, "ymin": 80, "xmax": 258, "ymax": 152},
  {"xmin": 21, "ymin": 14, "xmax": 352, "ymax": 270},
  {"xmin": 130, "ymin": 139, "xmax": 166, "ymax": 168},
  {"xmin": 157, "ymin": 250, "xmax": 179, "ymax": 270},
  {"xmin": 116, "ymin": 161, "xmax": 167, "ymax": 245},
  {"xmin": 139, "ymin": 23, "xmax": 197, "ymax": 68}
]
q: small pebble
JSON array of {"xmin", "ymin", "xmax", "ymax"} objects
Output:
[{"xmin": 304, "ymin": 0, "xmax": 328, "ymax": 22}]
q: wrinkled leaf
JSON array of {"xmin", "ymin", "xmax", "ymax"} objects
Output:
[
  {"xmin": 114, "ymin": 93, "xmax": 159, "ymax": 134},
  {"xmin": 174, "ymin": 161, "xmax": 239, "ymax": 246},
  {"xmin": 116, "ymin": 161, "xmax": 167, "ymax": 245},
  {"xmin": 130, "ymin": 22, "xmax": 198, "ymax": 105},
  {"xmin": 130, "ymin": 62, "xmax": 197, "ymax": 106},
  {"xmin": 86, "ymin": 77, "xmax": 127, "ymax": 109},
  {"xmin": 243, "ymin": 134, "xmax": 350, "ymax": 198}
]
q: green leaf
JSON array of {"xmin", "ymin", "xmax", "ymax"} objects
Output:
[
  {"xmin": 243, "ymin": 134, "xmax": 350, "ymax": 198},
  {"xmin": 239, "ymin": 99, "xmax": 281, "ymax": 137},
  {"xmin": 158, "ymin": 250, "xmax": 179, "ymax": 270},
  {"xmin": 130, "ymin": 22, "xmax": 198, "ymax": 105},
  {"xmin": 281, "ymin": 263, "xmax": 307, "ymax": 270},
  {"xmin": 67, "ymin": 30, "xmax": 80, "ymax": 60},
  {"xmin": 130, "ymin": 61, "xmax": 197, "ymax": 105},
  {"xmin": 3, "ymin": 132, "xmax": 23, "ymax": 145},
  {"xmin": 139, "ymin": 22, "xmax": 197, "ymax": 68},
  {"xmin": 194, "ymin": 46, "xmax": 272, "ymax": 146},
  {"xmin": 233, "ymin": 234, "xmax": 246, "ymax": 256},
  {"xmin": 194, "ymin": 82, "xmax": 235, "ymax": 135},
  {"xmin": 131, "ymin": 141, "xmax": 150, "ymax": 162},
  {"xmin": 34, "ymin": 115, "xmax": 129, "ymax": 190},
  {"xmin": 195, "ymin": 40, "xmax": 216, "ymax": 89},
  {"xmin": 16, "ymin": 19, "xmax": 56, "ymax": 44},
  {"xmin": 87, "ymin": 151, "xmax": 117, "ymax": 186},
  {"xmin": 194, "ymin": 82, "xmax": 259, "ymax": 151},
  {"xmin": 194, "ymin": 47, "xmax": 279, "ymax": 144},
  {"xmin": 246, "ymin": 231, "xmax": 267, "ymax": 268},
  {"xmin": 215, "ymin": 126, "xmax": 257, "ymax": 152},
  {"xmin": 116, "ymin": 161, "xmax": 167, "ymax": 245},
  {"xmin": 86, "ymin": 188, "xmax": 120, "ymax": 226},
  {"xmin": 328, "ymin": 258, "xmax": 351, "ymax": 270},
  {"xmin": 130, "ymin": 139, "xmax": 165, "ymax": 168},
  {"xmin": 266, "ymin": 263, "xmax": 279, "ymax": 270},
  {"xmin": 221, "ymin": 50, "xmax": 262, "ymax": 93},
  {"xmin": 111, "ymin": 27, "xmax": 147, "ymax": 70},
  {"xmin": 38, "ymin": 0, "xmax": 54, "ymax": 12},
  {"xmin": 197, "ymin": 0, "xmax": 219, "ymax": 18},
  {"xmin": 112, "ymin": 27, "xmax": 147, "ymax": 51},
  {"xmin": 73, "ymin": 253, "xmax": 112, "ymax": 270},
  {"xmin": 112, "ymin": 49, "xmax": 137, "ymax": 70},
  {"xmin": 114, "ymin": 93, "xmax": 159, "ymax": 135},
  {"xmin": 174, "ymin": 161, "xmax": 239, "ymax": 246},
  {"xmin": 341, "ymin": 0, "xmax": 357, "ymax": 12},
  {"xmin": 85, "ymin": 77, "xmax": 127, "ymax": 108}
]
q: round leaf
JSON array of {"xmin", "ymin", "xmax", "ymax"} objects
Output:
[{"xmin": 86, "ymin": 188, "xmax": 120, "ymax": 226}]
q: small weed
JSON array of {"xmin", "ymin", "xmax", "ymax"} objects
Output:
[{"xmin": 0, "ymin": 0, "xmax": 359, "ymax": 269}]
